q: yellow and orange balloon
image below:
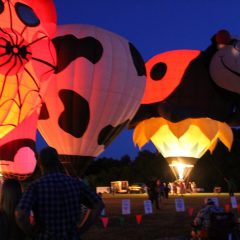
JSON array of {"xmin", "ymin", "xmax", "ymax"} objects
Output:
[{"xmin": 133, "ymin": 117, "xmax": 233, "ymax": 180}]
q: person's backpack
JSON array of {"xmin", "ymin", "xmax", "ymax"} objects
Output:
[{"xmin": 208, "ymin": 212, "xmax": 236, "ymax": 240}]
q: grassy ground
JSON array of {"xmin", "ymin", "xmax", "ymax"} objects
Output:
[{"xmin": 83, "ymin": 193, "xmax": 240, "ymax": 240}]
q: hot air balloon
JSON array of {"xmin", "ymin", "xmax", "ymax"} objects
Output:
[
  {"xmin": 0, "ymin": 111, "xmax": 38, "ymax": 180},
  {"xmin": 133, "ymin": 117, "xmax": 233, "ymax": 180},
  {"xmin": 130, "ymin": 30, "xmax": 239, "ymax": 180},
  {"xmin": 38, "ymin": 24, "xmax": 146, "ymax": 176},
  {"xmin": 131, "ymin": 30, "xmax": 240, "ymax": 126},
  {"xmin": 0, "ymin": 0, "xmax": 56, "ymax": 138}
]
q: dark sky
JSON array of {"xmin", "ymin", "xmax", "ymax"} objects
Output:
[{"xmin": 37, "ymin": 0, "xmax": 240, "ymax": 159}]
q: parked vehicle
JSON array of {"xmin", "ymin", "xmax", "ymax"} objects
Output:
[
  {"xmin": 110, "ymin": 181, "xmax": 129, "ymax": 193},
  {"xmin": 96, "ymin": 186, "xmax": 110, "ymax": 194},
  {"xmin": 128, "ymin": 183, "xmax": 147, "ymax": 193}
]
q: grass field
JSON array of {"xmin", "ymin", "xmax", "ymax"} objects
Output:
[{"xmin": 83, "ymin": 193, "xmax": 240, "ymax": 240}]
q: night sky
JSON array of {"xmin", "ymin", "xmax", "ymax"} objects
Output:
[{"xmin": 37, "ymin": 0, "xmax": 240, "ymax": 159}]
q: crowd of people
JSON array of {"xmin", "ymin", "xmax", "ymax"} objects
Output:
[
  {"xmin": 146, "ymin": 178, "xmax": 170, "ymax": 209},
  {"xmin": 146, "ymin": 178, "xmax": 198, "ymax": 209},
  {"xmin": 0, "ymin": 150, "xmax": 239, "ymax": 240},
  {"xmin": 170, "ymin": 180, "xmax": 197, "ymax": 195},
  {"xmin": 0, "ymin": 146, "xmax": 104, "ymax": 240}
]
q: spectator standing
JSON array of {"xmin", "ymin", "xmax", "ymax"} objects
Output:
[
  {"xmin": 191, "ymin": 198, "xmax": 223, "ymax": 239},
  {"xmin": 164, "ymin": 183, "xmax": 170, "ymax": 199},
  {"xmin": 159, "ymin": 181, "xmax": 165, "ymax": 199},
  {"xmin": 146, "ymin": 177, "xmax": 160, "ymax": 210},
  {"xmin": 224, "ymin": 177, "xmax": 237, "ymax": 196},
  {"xmin": 172, "ymin": 182, "xmax": 178, "ymax": 195},
  {"xmin": 15, "ymin": 146, "xmax": 104, "ymax": 240},
  {"xmin": 0, "ymin": 178, "xmax": 25, "ymax": 240},
  {"xmin": 155, "ymin": 179, "xmax": 162, "ymax": 208}
]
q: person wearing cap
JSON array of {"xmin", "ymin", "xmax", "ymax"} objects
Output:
[{"xmin": 191, "ymin": 197, "xmax": 223, "ymax": 239}]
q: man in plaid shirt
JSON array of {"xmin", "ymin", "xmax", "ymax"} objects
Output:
[{"xmin": 15, "ymin": 146, "xmax": 104, "ymax": 240}]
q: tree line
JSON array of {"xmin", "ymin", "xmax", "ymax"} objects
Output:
[{"xmin": 85, "ymin": 128, "xmax": 240, "ymax": 192}]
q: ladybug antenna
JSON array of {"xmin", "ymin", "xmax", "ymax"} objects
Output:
[{"xmin": 213, "ymin": 29, "xmax": 231, "ymax": 45}]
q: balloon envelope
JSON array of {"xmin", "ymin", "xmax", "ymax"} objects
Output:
[
  {"xmin": 130, "ymin": 46, "xmax": 240, "ymax": 126},
  {"xmin": 38, "ymin": 24, "xmax": 146, "ymax": 175},
  {"xmin": 0, "ymin": 0, "xmax": 56, "ymax": 138},
  {"xmin": 133, "ymin": 117, "xmax": 233, "ymax": 180},
  {"xmin": 24, "ymin": 0, "xmax": 57, "ymax": 38},
  {"xmin": 0, "ymin": 112, "xmax": 38, "ymax": 180}
]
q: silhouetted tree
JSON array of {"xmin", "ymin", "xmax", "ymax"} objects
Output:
[{"xmin": 84, "ymin": 130, "xmax": 240, "ymax": 192}]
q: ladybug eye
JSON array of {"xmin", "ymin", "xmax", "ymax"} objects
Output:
[
  {"xmin": 150, "ymin": 62, "xmax": 167, "ymax": 81},
  {"xmin": 15, "ymin": 2, "xmax": 40, "ymax": 27},
  {"xmin": 0, "ymin": 0, "xmax": 4, "ymax": 14}
]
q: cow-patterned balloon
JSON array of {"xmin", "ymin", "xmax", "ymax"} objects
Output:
[{"xmin": 38, "ymin": 24, "xmax": 146, "ymax": 163}]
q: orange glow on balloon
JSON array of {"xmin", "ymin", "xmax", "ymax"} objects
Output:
[
  {"xmin": 143, "ymin": 50, "xmax": 200, "ymax": 104},
  {"xmin": 24, "ymin": 0, "xmax": 57, "ymax": 38},
  {"xmin": 0, "ymin": 112, "xmax": 38, "ymax": 180},
  {"xmin": 0, "ymin": 0, "xmax": 56, "ymax": 138}
]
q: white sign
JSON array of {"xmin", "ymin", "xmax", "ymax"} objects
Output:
[
  {"xmin": 144, "ymin": 200, "xmax": 153, "ymax": 214},
  {"xmin": 175, "ymin": 198, "xmax": 185, "ymax": 212},
  {"xmin": 122, "ymin": 199, "xmax": 131, "ymax": 215},
  {"xmin": 230, "ymin": 196, "xmax": 238, "ymax": 209}
]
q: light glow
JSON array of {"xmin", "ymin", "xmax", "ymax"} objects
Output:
[
  {"xmin": 169, "ymin": 160, "xmax": 194, "ymax": 180},
  {"xmin": 133, "ymin": 117, "xmax": 233, "ymax": 180}
]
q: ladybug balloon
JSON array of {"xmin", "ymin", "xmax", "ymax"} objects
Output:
[
  {"xmin": 0, "ymin": 0, "xmax": 56, "ymax": 138},
  {"xmin": 38, "ymin": 24, "xmax": 146, "ymax": 176},
  {"xmin": 130, "ymin": 30, "xmax": 238, "ymax": 180},
  {"xmin": 131, "ymin": 29, "xmax": 240, "ymax": 127}
]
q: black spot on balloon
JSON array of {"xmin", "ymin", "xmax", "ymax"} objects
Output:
[
  {"xmin": 150, "ymin": 62, "xmax": 167, "ymax": 80},
  {"xmin": 0, "ymin": 0, "xmax": 4, "ymax": 14},
  {"xmin": 129, "ymin": 42, "xmax": 146, "ymax": 76},
  {"xmin": 58, "ymin": 89, "xmax": 90, "ymax": 138},
  {"xmin": 39, "ymin": 102, "xmax": 50, "ymax": 120},
  {"xmin": 53, "ymin": 35, "xmax": 103, "ymax": 73},
  {"xmin": 98, "ymin": 120, "xmax": 129, "ymax": 148},
  {"xmin": 0, "ymin": 139, "xmax": 35, "ymax": 161},
  {"xmin": 15, "ymin": 2, "xmax": 40, "ymax": 27}
]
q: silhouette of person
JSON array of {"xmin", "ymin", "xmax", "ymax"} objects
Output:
[
  {"xmin": 0, "ymin": 178, "xmax": 25, "ymax": 240},
  {"xmin": 15, "ymin": 146, "xmax": 104, "ymax": 239}
]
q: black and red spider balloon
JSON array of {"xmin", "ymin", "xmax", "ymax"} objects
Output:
[
  {"xmin": 0, "ymin": 0, "xmax": 56, "ymax": 137},
  {"xmin": 0, "ymin": 0, "xmax": 56, "ymax": 180}
]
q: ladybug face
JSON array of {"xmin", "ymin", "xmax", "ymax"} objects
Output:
[
  {"xmin": 210, "ymin": 38, "xmax": 240, "ymax": 93},
  {"xmin": 0, "ymin": 0, "xmax": 56, "ymax": 138},
  {"xmin": 131, "ymin": 39, "xmax": 240, "ymax": 127}
]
